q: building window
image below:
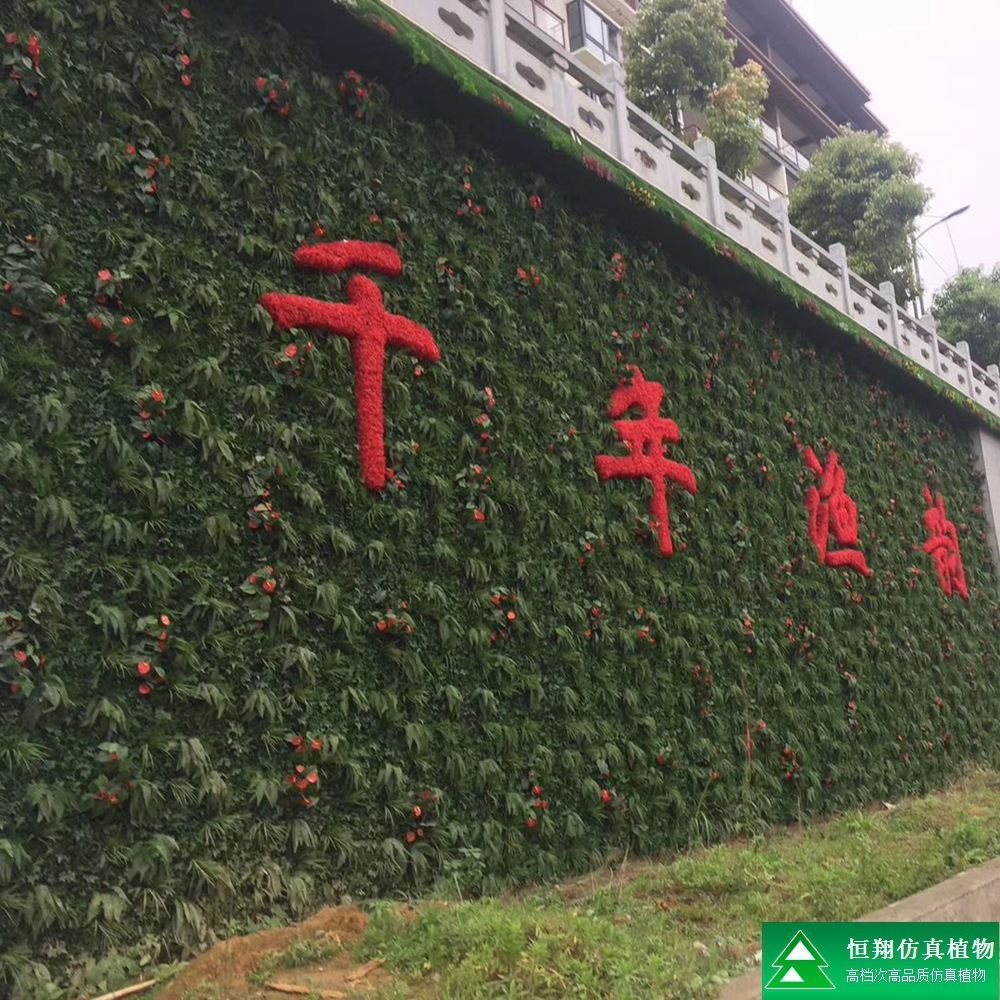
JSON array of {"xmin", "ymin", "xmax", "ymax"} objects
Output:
[{"xmin": 567, "ymin": 2, "xmax": 621, "ymax": 63}]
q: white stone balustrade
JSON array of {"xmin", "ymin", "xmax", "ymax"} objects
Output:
[{"xmin": 380, "ymin": 0, "xmax": 1000, "ymax": 420}]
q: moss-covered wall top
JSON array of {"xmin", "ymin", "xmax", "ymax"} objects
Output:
[{"xmin": 2, "ymin": 1, "xmax": 999, "ymax": 994}]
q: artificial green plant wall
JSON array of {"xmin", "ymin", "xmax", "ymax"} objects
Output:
[{"xmin": 1, "ymin": 1, "xmax": 999, "ymax": 993}]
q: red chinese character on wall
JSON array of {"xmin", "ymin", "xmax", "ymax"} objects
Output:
[
  {"xmin": 260, "ymin": 241, "xmax": 440, "ymax": 490},
  {"xmin": 802, "ymin": 446, "xmax": 872, "ymax": 577},
  {"xmin": 922, "ymin": 485, "xmax": 969, "ymax": 600},
  {"xmin": 595, "ymin": 366, "xmax": 697, "ymax": 557}
]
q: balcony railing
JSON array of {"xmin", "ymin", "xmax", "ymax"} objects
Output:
[
  {"xmin": 505, "ymin": 0, "xmax": 565, "ymax": 46},
  {"xmin": 744, "ymin": 172, "xmax": 783, "ymax": 204},
  {"xmin": 380, "ymin": 0, "xmax": 1000, "ymax": 419},
  {"xmin": 758, "ymin": 118, "xmax": 811, "ymax": 172}
]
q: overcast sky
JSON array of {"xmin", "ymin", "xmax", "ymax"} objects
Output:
[{"xmin": 791, "ymin": 0, "xmax": 997, "ymax": 304}]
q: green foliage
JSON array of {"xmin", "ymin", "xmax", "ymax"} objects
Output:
[
  {"xmin": 0, "ymin": 0, "xmax": 998, "ymax": 995},
  {"xmin": 705, "ymin": 61, "xmax": 770, "ymax": 180},
  {"xmin": 788, "ymin": 130, "xmax": 931, "ymax": 303},
  {"xmin": 625, "ymin": 0, "xmax": 734, "ymax": 134},
  {"xmin": 933, "ymin": 265, "xmax": 1000, "ymax": 367},
  {"xmin": 356, "ymin": 770, "xmax": 1000, "ymax": 998}
]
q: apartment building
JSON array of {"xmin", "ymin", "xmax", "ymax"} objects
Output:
[
  {"xmin": 506, "ymin": 0, "xmax": 883, "ymax": 201},
  {"xmin": 726, "ymin": 0, "xmax": 885, "ymax": 199}
]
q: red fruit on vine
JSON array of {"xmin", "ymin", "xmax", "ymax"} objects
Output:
[
  {"xmin": 138, "ymin": 682, "xmax": 152, "ymax": 697},
  {"xmin": 526, "ymin": 816, "xmax": 538, "ymax": 829},
  {"xmin": 262, "ymin": 579, "xmax": 277, "ymax": 594},
  {"xmin": 136, "ymin": 661, "xmax": 152, "ymax": 677},
  {"xmin": 405, "ymin": 830, "xmax": 416, "ymax": 843}
]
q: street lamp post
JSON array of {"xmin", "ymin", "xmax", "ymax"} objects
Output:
[{"xmin": 911, "ymin": 205, "xmax": 971, "ymax": 317}]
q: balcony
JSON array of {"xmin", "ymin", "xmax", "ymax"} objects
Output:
[
  {"xmin": 505, "ymin": 0, "xmax": 565, "ymax": 46},
  {"xmin": 568, "ymin": 1, "xmax": 623, "ymax": 67},
  {"xmin": 744, "ymin": 172, "xmax": 783, "ymax": 204},
  {"xmin": 759, "ymin": 118, "xmax": 811, "ymax": 173}
]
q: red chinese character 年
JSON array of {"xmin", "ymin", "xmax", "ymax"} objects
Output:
[
  {"xmin": 595, "ymin": 366, "xmax": 697, "ymax": 557},
  {"xmin": 802, "ymin": 446, "xmax": 872, "ymax": 577},
  {"xmin": 260, "ymin": 241, "xmax": 440, "ymax": 490},
  {"xmin": 922, "ymin": 485, "xmax": 969, "ymax": 600}
]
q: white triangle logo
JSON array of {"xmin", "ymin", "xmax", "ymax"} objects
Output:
[
  {"xmin": 787, "ymin": 942, "xmax": 816, "ymax": 962},
  {"xmin": 781, "ymin": 967, "xmax": 805, "ymax": 983}
]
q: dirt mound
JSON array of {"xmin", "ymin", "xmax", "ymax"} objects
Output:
[{"xmin": 157, "ymin": 905, "xmax": 376, "ymax": 1000}]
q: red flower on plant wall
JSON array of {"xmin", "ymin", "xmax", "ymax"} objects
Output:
[
  {"xmin": 802, "ymin": 446, "xmax": 872, "ymax": 577},
  {"xmin": 595, "ymin": 366, "xmax": 697, "ymax": 557},
  {"xmin": 260, "ymin": 241, "xmax": 440, "ymax": 490},
  {"xmin": 922, "ymin": 485, "xmax": 969, "ymax": 600}
]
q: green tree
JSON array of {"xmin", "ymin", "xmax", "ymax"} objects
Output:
[
  {"xmin": 705, "ymin": 61, "xmax": 770, "ymax": 179},
  {"xmin": 625, "ymin": 0, "xmax": 734, "ymax": 135},
  {"xmin": 933, "ymin": 265, "xmax": 1000, "ymax": 365},
  {"xmin": 788, "ymin": 129, "xmax": 930, "ymax": 302}
]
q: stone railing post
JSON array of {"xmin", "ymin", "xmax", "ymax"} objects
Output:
[
  {"xmin": 956, "ymin": 340, "xmax": 973, "ymax": 391},
  {"xmin": 545, "ymin": 51, "xmax": 572, "ymax": 124},
  {"xmin": 693, "ymin": 136, "xmax": 722, "ymax": 227},
  {"xmin": 606, "ymin": 60, "xmax": 631, "ymax": 167},
  {"xmin": 879, "ymin": 281, "xmax": 901, "ymax": 349},
  {"xmin": 487, "ymin": 0, "xmax": 508, "ymax": 78},
  {"xmin": 829, "ymin": 243, "xmax": 852, "ymax": 315},
  {"xmin": 768, "ymin": 196, "xmax": 794, "ymax": 276},
  {"xmin": 923, "ymin": 317, "xmax": 942, "ymax": 376}
]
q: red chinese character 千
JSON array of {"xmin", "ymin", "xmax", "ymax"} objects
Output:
[
  {"xmin": 922, "ymin": 485, "xmax": 969, "ymax": 600},
  {"xmin": 595, "ymin": 366, "xmax": 697, "ymax": 557},
  {"xmin": 260, "ymin": 241, "xmax": 440, "ymax": 490},
  {"xmin": 802, "ymin": 446, "xmax": 872, "ymax": 577}
]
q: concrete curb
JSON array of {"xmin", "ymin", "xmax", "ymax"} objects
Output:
[{"xmin": 717, "ymin": 857, "xmax": 1000, "ymax": 999}]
